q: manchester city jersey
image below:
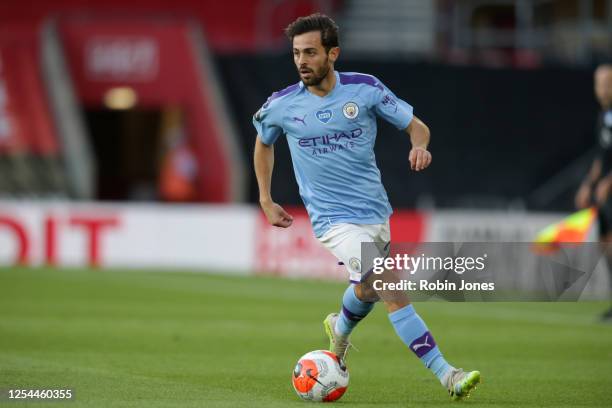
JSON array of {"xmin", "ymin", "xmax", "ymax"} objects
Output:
[{"xmin": 253, "ymin": 71, "xmax": 414, "ymax": 237}]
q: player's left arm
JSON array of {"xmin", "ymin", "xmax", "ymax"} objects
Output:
[
  {"xmin": 405, "ymin": 115, "xmax": 431, "ymax": 171},
  {"xmin": 371, "ymin": 77, "xmax": 432, "ymax": 172}
]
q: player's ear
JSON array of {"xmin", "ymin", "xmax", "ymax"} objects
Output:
[{"xmin": 328, "ymin": 46, "xmax": 340, "ymax": 63}]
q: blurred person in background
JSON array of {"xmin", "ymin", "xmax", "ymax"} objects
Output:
[
  {"xmin": 159, "ymin": 107, "xmax": 199, "ymax": 202},
  {"xmin": 253, "ymin": 13, "xmax": 480, "ymax": 400},
  {"xmin": 575, "ymin": 64, "xmax": 612, "ymax": 321}
]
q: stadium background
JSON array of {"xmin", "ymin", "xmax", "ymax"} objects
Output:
[{"xmin": 1, "ymin": 1, "xmax": 611, "ymax": 407}]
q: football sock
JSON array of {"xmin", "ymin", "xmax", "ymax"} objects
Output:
[
  {"xmin": 335, "ymin": 285, "xmax": 375, "ymax": 337},
  {"xmin": 388, "ymin": 304, "xmax": 453, "ymax": 385}
]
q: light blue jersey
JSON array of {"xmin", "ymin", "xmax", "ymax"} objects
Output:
[{"xmin": 253, "ymin": 71, "xmax": 413, "ymax": 237}]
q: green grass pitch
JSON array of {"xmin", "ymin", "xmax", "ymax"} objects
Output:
[{"xmin": 1, "ymin": 267, "xmax": 611, "ymax": 407}]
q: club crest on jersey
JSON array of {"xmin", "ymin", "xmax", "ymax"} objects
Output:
[
  {"xmin": 316, "ymin": 110, "xmax": 333, "ymax": 123},
  {"xmin": 349, "ymin": 257, "xmax": 361, "ymax": 273},
  {"xmin": 342, "ymin": 102, "xmax": 359, "ymax": 119}
]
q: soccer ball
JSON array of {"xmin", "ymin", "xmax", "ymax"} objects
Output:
[{"xmin": 291, "ymin": 350, "xmax": 349, "ymax": 402}]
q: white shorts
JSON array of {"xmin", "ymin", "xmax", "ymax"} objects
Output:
[{"xmin": 318, "ymin": 220, "xmax": 391, "ymax": 283}]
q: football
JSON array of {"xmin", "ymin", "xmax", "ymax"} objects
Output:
[{"xmin": 291, "ymin": 350, "xmax": 349, "ymax": 402}]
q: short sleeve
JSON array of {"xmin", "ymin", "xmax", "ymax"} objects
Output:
[
  {"xmin": 372, "ymin": 81, "xmax": 414, "ymax": 131},
  {"xmin": 252, "ymin": 99, "xmax": 283, "ymax": 145}
]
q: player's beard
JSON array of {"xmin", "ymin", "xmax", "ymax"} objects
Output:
[{"xmin": 299, "ymin": 58, "xmax": 331, "ymax": 87}]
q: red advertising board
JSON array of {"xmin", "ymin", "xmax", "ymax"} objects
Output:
[
  {"xmin": 0, "ymin": 211, "xmax": 120, "ymax": 267},
  {"xmin": 255, "ymin": 207, "xmax": 426, "ymax": 281}
]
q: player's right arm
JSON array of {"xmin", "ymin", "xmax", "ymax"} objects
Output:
[
  {"xmin": 575, "ymin": 158, "xmax": 602, "ymax": 209},
  {"xmin": 252, "ymin": 98, "xmax": 293, "ymax": 228},
  {"xmin": 254, "ymin": 136, "xmax": 293, "ymax": 228}
]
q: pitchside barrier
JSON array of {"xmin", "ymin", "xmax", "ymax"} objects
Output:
[{"xmin": 0, "ymin": 201, "xmax": 608, "ymax": 299}]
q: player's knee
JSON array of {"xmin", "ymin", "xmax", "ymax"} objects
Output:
[
  {"xmin": 354, "ymin": 282, "xmax": 379, "ymax": 303},
  {"xmin": 382, "ymin": 299, "xmax": 410, "ymax": 313}
]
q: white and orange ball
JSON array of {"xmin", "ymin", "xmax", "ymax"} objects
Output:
[{"xmin": 291, "ymin": 350, "xmax": 349, "ymax": 402}]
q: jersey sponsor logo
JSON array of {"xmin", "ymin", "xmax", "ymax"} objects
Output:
[
  {"xmin": 297, "ymin": 128, "xmax": 363, "ymax": 147},
  {"xmin": 316, "ymin": 109, "xmax": 333, "ymax": 123},
  {"xmin": 342, "ymin": 102, "xmax": 359, "ymax": 119}
]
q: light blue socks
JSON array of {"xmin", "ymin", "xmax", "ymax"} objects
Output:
[
  {"xmin": 388, "ymin": 304, "xmax": 454, "ymax": 385},
  {"xmin": 335, "ymin": 285, "xmax": 375, "ymax": 337}
]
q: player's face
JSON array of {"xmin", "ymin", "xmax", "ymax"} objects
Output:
[
  {"xmin": 594, "ymin": 67, "xmax": 612, "ymax": 108},
  {"xmin": 292, "ymin": 31, "xmax": 336, "ymax": 86}
]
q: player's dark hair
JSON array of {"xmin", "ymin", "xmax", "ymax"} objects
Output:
[{"xmin": 284, "ymin": 13, "xmax": 339, "ymax": 52}]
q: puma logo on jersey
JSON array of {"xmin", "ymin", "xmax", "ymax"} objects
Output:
[{"xmin": 292, "ymin": 114, "xmax": 307, "ymax": 126}]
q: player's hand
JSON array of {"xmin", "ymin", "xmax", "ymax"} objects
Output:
[
  {"xmin": 408, "ymin": 147, "xmax": 432, "ymax": 171},
  {"xmin": 260, "ymin": 200, "xmax": 293, "ymax": 228},
  {"xmin": 575, "ymin": 184, "xmax": 592, "ymax": 209}
]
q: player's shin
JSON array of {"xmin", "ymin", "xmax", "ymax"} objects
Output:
[
  {"xmin": 388, "ymin": 304, "xmax": 454, "ymax": 385},
  {"xmin": 335, "ymin": 284, "xmax": 375, "ymax": 337}
]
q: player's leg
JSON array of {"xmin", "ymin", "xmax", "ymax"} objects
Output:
[
  {"xmin": 361, "ymin": 268, "xmax": 480, "ymax": 399},
  {"xmin": 362, "ymin": 222, "xmax": 480, "ymax": 399},
  {"xmin": 323, "ymin": 283, "xmax": 377, "ymax": 360},
  {"xmin": 319, "ymin": 224, "xmax": 379, "ymax": 360}
]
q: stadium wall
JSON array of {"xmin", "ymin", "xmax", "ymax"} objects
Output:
[
  {"xmin": 0, "ymin": 202, "xmax": 256, "ymax": 272},
  {"xmin": 1, "ymin": 201, "xmax": 608, "ymax": 298},
  {"xmin": 218, "ymin": 55, "xmax": 599, "ymax": 211},
  {"xmin": 0, "ymin": 0, "xmax": 339, "ymax": 53}
]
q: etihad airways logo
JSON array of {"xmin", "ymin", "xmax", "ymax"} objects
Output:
[{"xmin": 297, "ymin": 128, "xmax": 363, "ymax": 147}]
